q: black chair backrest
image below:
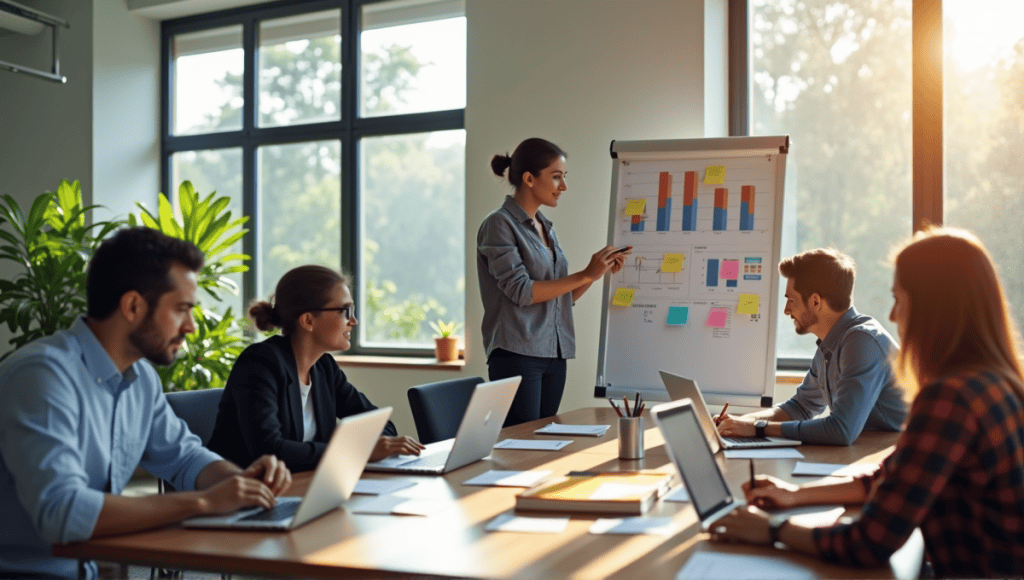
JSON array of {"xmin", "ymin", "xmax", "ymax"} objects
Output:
[
  {"xmin": 407, "ymin": 377, "xmax": 485, "ymax": 444},
  {"xmin": 164, "ymin": 388, "xmax": 224, "ymax": 447}
]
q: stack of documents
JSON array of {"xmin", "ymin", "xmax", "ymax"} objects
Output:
[
  {"xmin": 515, "ymin": 471, "xmax": 673, "ymax": 515},
  {"xmin": 534, "ymin": 423, "xmax": 610, "ymax": 437}
]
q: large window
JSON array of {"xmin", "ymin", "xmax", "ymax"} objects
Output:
[
  {"xmin": 163, "ymin": 0, "xmax": 466, "ymax": 354},
  {"xmin": 739, "ymin": 0, "xmax": 1023, "ymax": 365}
]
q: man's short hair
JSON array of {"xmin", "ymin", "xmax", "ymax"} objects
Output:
[
  {"xmin": 778, "ymin": 248, "xmax": 855, "ymax": 312},
  {"xmin": 86, "ymin": 227, "xmax": 204, "ymax": 320}
]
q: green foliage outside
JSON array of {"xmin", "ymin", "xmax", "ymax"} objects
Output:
[{"xmin": 0, "ymin": 181, "xmax": 123, "ymax": 360}]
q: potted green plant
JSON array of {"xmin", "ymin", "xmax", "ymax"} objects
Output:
[
  {"xmin": 428, "ymin": 319, "xmax": 462, "ymax": 362},
  {"xmin": 0, "ymin": 180, "xmax": 124, "ymax": 360}
]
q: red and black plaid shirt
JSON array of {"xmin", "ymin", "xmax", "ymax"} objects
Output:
[{"xmin": 813, "ymin": 369, "xmax": 1024, "ymax": 577}]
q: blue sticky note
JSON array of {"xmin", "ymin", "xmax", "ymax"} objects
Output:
[{"xmin": 666, "ymin": 306, "xmax": 689, "ymax": 325}]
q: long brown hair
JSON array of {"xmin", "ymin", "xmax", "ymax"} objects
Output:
[{"xmin": 892, "ymin": 227, "xmax": 1024, "ymax": 399}]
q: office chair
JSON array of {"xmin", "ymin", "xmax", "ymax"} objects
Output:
[
  {"xmin": 160, "ymin": 387, "xmax": 224, "ymax": 493},
  {"xmin": 407, "ymin": 376, "xmax": 485, "ymax": 444}
]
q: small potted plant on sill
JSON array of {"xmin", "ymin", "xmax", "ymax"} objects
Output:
[{"xmin": 429, "ymin": 319, "xmax": 463, "ymax": 362}]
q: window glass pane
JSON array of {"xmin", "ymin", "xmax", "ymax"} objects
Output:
[
  {"xmin": 259, "ymin": 9, "xmax": 342, "ymax": 128},
  {"xmin": 257, "ymin": 141, "xmax": 341, "ymax": 299},
  {"xmin": 360, "ymin": 1, "xmax": 466, "ymax": 117},
  {"xmin": 359, "ymin": 130, "xmax": 466, "ymax": 347},
  {"xmin": 171, "ymin": 149, "xmax": 244, "ymax": 315},
  {"xmin": 750, "ymin": 0, "xmax": 913, "ymax": 359},
  {"xmin": 943, "ymin": 0, "xmax": 1024, "ymax": 330},
  {"xmin": 173, "ymin": 26, "xmax": 243, "ymax": 135}
]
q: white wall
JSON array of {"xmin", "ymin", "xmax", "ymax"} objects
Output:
[{"xmin": 0, "ymin": 0, "xmax": 94, "ymax": 351}]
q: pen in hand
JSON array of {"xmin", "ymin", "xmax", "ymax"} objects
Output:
[
  {"xmin": 749, "ymin": 458, "xmax": 755, "ymax": 492},
  {"xmin": 716, "ymin": 402, "xmax": 729, "ymax": 425}
]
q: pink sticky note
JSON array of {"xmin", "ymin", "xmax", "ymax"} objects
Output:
[
  {"xmin": 706, "ymin": 308, "xmax": 728, "ymax": 328},
  {"xmin": 720, "ymin": 260, "xmax": 739, "ymax": 280}
]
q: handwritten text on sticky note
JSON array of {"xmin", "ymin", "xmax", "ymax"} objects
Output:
[
  {"xmin": 704, "ymin": 166, "xmax": 726, "ymax": 185},
  {"xmin": 720, "ymin": 260, "xmax": 739, "ymax": 280},
  {"xmin": 737, "ymin": 294, "xmax": 759, "ymax": 315},
  {"xmin": 612, "ymin": 287, "xmax": 635, "ymax": 306},
  {"xmin": 666, "ymin": 306, "xmax": 689, "ymax": 325},
  {"xmin": 706, "ymin": 308, "xmax": 728, "ymax": 328},
  {"xmin": 661, "ymin": 254, "xmax": 684, "ymax": 273},
  {"xmin": 624, "ymin": 200, "xmax": 646, "ymax": 216}
]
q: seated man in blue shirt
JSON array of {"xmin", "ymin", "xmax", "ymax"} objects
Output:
[
  {"xmin": 717, "ymin": 248, "xmax": 907, "ymax": 445},
  {"xmin": 0, "ymin": 227, "xmax": 292, "ymax": 579}
]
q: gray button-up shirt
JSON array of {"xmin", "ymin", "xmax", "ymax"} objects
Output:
[
  {"xmin": 477, "ymin": 195, "xmax": 575, "ymax": 359},
  {"xmin": 778, "ymin": 307, "xmax": 908, "ymax": 445}
]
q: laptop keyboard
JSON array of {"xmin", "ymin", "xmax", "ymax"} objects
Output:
[
  {"xmin": 723, "ymin": 436, "xmax": 771, "ymax": 444},
  {"xmin": 401, "ymin": 452, "xmax": 448, "ymax": 469},
  {"xmin": 239, "ymin": 500, "xmax": 300, "ymax": 522}
]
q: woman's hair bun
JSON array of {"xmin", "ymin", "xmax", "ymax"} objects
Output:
[
  {"xmin": 490, "ymin": 153, "xmax": 513, "ymax": 177},
  {"xmin": 248, "ymin": 299, "xmax": 280, "ymax": 332}
]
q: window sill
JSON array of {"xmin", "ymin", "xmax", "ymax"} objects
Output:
[{"xmin": 334, "ymin": 354, "xmax": 465, "ymax": 371}]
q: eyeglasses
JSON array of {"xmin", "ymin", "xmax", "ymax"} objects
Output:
[{"xmin": 308, "ymin": 305, "xmax": 355, "ymax": 320}]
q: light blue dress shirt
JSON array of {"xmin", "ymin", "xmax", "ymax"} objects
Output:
[
  {"xmin": 0, "ymin": 317, "xmax": 222, "ymax": 579},
  {"xmin": 778, "ymin": 307, "xmax": 908, "ymax": 445}
]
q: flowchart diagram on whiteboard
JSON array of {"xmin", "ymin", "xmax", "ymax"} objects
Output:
[{"xmin": 595, "ymin": 136, "xmax": 789, "ymax": 407}]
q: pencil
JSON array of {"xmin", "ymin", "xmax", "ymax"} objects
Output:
[
  {"xmin": 634, "ymin": 392, "xmax": 641, "ymax": 417},
  {"xmin": 717, "ymin": 402, "xmax": 729, "ymax": 424},
  {"xmin": 622, "ymin": 396, "xmax": 632, "ymax": 418},
  {"xmin": 608, "ymin": 398, "xmax": 624, "ymax": 417},
  {"xmin": 749, "ymin": 459, "xmax": 755, "ymax": 490}
]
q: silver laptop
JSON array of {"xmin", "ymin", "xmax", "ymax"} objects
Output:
[
  {"xmin": 182, "ymin": 406, "xmax": 392, "ymax": 530},
  {"xmin": 659, "ymin": 370, "xmax": 800, "ymax": 451},
  {"xmin": 652, "ymin": 399, "xmax": 745, "ymax": 530},
  {"xmin": 364, "ymin": 376, "xmax": 521, "ymax": 475}
]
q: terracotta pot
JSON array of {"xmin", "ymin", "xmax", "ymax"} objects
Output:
[{"xmin": 434, "ymin": 336, "xmax": 459, "ymax": 362}]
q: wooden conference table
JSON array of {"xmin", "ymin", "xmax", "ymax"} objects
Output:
[{"xmin": 55, "ymin": 407, "xmax": 911, "ymax": 579}]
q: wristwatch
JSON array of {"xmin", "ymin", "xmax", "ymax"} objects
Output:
[
  {"xmin": 768, "ymin": 516, "xmax": 789, "ymax": 546},
  {"xmin": 754, "ymin": 419, "xmax": 768, "ymax": 438}
]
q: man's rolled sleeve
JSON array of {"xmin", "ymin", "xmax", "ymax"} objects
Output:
[
  {"xmin": 0, "ymin": 361, "xmax": 104, "ymax": 544},
  {"xmin": 478, "ymin": 218, "xmax": 534, "ymax": 306},
  {"xmin": 779, "ymin": 368, "xmax": 826, "ymax": 439}
]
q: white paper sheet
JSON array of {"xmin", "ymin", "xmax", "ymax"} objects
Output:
[
  {"xmin": 493, "ymin": 438, "xmax": 571, "ymax": 451},
  {"xmin": 723, "ymin": 448, "xmax": 804, "ymax": 459},
  {"xmin": 589, "ymin": 517, "xmax": 675, "ymax": 536},
  {"xmin": 534, "ymin": 423, "xmax": 610, "ymax": 437},
  {"xmin": 352, "ymin": 479, "xmax": 417, "ymax": 495},
  {"xmin": 664, "ymin": 486, "xmax": 690, "ymax": 502},
  {"xmin": 791, "ymin": 461, "xmax": 877, "ymax": 477},
  {"xmin": 589, "ymin": 482, "xmax": 658, "ymax": 501},
  {"xmin": 676, "ymin": 552, "xmax": 815, "ymax": 580},
  {"xmin": 351, "ymin": 495, "xmax": 450, "ymax": 516},
  {"xmin": 485, "ymin": 513, "xmax": 569, "ymax": 533},
  {"xmin": 462, "ymin": 470, "xmax": 552, "ymax": 487}
]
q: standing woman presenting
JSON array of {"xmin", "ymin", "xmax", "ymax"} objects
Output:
[{"xmin": 478, "ymin": 138, "xmax": 628, "ymax": 426}]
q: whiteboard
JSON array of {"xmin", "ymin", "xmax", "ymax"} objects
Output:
[{"xmin": 595, "ymin": 137, "xmax": 789, "ymax": 407}]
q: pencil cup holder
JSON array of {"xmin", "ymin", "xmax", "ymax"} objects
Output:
[{"xmin": 618, "ymin": 417, "xmax": 644, "ymax": 459}]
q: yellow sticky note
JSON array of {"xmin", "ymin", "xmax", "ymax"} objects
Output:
[
  {"xmin": 661, "ymin": 254, "xmax": 684, "ymax": 273},
  {"xmin": 737, "ymin": 294, "xmax": 759, "ymax": 315},
  {"xmin": 704, "ymin": 165, "xmax": 726, "ymax": 185},
  {"xmin": 624, "ymin": 199, "xmax": 646, "ymax": 216},
  {"xmin": 612, "ymin": 287, "xmax": 635, "ymax": 306}
]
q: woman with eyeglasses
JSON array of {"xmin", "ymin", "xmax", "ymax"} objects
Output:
[{"xmin": 209, "ymin": 265, "xmax": 424, "ymax": 472}]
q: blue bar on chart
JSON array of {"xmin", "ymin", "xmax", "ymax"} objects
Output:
[
  {"xmin": 726, "ymin": 280, "xmax": 738, "ymax": 288},
  {"xmin": 682, "ymin": 171, "xmax": 698, "ymax": 231},
  {"xmin": 713, "ymin": 188, "xmax": 728, "ymax": 231},
  {"xmin": 706, "ymin": 259, "xmax": 719, "ymax": 287},
  {"xmin": 631, "ymin": 214, "xmax": 644, "ymax": 232},
  {"xmin": 656, "ymin": 172, "xmax": 672, "ymax": 231},
  {"xmin": 740, "ymin": 185, "xmax": 755, "ymax": 231}
]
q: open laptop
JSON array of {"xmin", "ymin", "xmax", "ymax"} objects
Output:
[
  {"xmin": 651, "ymin": 399, "xmax": 745, "ymax": 530},
  {"xmin": 659, "ymin": 370, "xmax": 800, "ymax": 451},
  {"xmin": 364, "ymin": 376, "xmax": 521, "ymax": 475},
  {"xmin": 182, "ymin": 406, "xmax": 392, "ymax": 530}
]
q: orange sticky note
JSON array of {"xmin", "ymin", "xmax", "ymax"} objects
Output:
[
  {"xmin": 706, "ymin": 308, "xmax": 728, "ymax": 328},
  {"xmin": 612, "ymin": 287, "xmax": 635, "ymax": 306},
  {"xmin": 704, "ymin": 166, "xmax": 726, "ymax": 185},
  {"xmin": 661, "ymin": 254, "xmax": 684, "ymax": 273},
  {"xmin": 737, "ymin": 294, "xmax": 759, "ymax": 315},
  {"xmin": 624, "ymin": 199, "xmax": 646, "ymax": 216}
]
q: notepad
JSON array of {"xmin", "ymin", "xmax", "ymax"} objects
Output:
[
  {"xmin": 485, "ymin": 514, "xmax": 569, "ymax": 534},
  {"xmin": 494, "ymin": 439, "xmax": 571, "ymax": 451},
  {"xmin": 534, "ymin": 423, "xmax": 610, "ymax": 437},
  {"xmin": 463, "ymin": 470, "xmax": 552, "ymax": 488},
  {"xmin": 515, "ymin": 471, "xmax": 673, "ymax": 515}
]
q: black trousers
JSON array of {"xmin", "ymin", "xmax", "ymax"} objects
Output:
[{"xmin": 488, "ymin": 348, "xmax": 568, "ymax": 427}]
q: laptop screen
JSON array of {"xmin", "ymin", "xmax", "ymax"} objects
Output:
[{"xmin": 655, "ymin": 402, "xmax": 734, "ymax": 520}]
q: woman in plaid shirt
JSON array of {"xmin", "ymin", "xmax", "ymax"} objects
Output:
[{"xmin": 714, "ymin": 227, "xmax": 1024, "ymax": 577}]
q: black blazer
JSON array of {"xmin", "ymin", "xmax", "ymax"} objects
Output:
[{"xmin": 208, "ymin": 335, "xmax": 397, "ymax": 472}]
